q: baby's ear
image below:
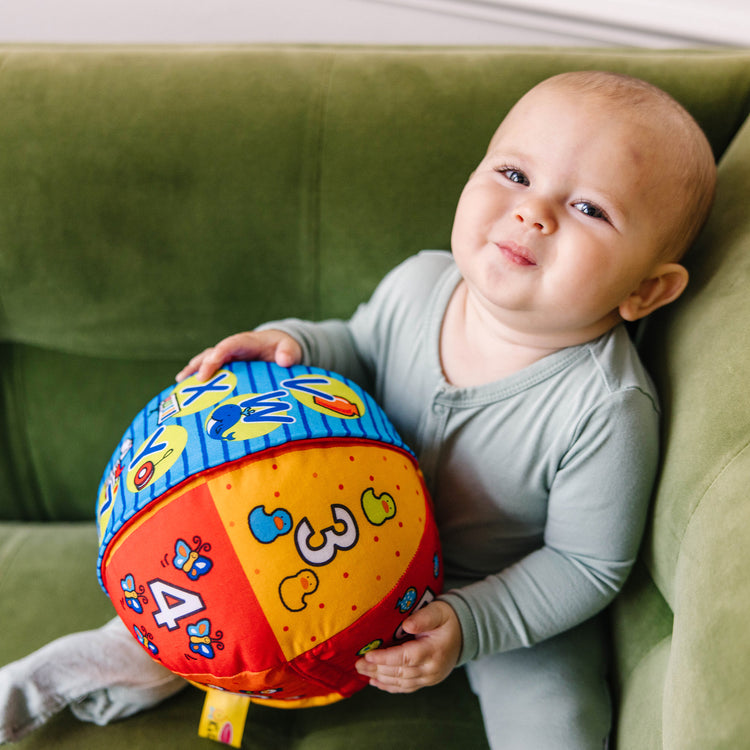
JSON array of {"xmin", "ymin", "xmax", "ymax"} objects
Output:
[{"xmin": 619, "ymin": 263, "xmax": 689, "ymax": 322}]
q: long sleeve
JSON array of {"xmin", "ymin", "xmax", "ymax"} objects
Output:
[{"xmin": 440, "ymin": 384, "xmax": 658, "ymax": 664}]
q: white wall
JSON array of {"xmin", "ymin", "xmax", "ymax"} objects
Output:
[
  {"xmin": 385, "ymin": 0, "xmax": 750, "ymax": 46},
  {"xmin": 0, "ymin": 0, "xmax": 592, "ymax": 46},
  {"xmin": 0, "ymin": 0, "xmax": 747, "ymax": 47}
]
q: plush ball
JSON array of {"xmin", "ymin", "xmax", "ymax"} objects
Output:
[{"xmin": 96, "ymin": 361, "xmax": 442, "ymax": 708}]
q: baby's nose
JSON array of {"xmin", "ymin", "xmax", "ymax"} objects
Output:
[{"xmin": 514, "ymin": 199, "xmax": 557, "ymax": 234}]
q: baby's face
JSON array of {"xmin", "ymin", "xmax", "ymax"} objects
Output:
[{"xmin": 451, "ymin": 82, "xmax": 682, "ymax": 346}]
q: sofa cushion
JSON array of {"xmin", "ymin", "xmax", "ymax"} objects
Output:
[
  {"xmin": 0, "ymin": 346, "xmax": 184, "ymax": 521},
  {"xmin": 636, "ymin": 98, "xmax": 750, "ymax": 750},
  {"xmin": 609, "ymin": 559, "xmax": 673, "ymax": 750}
]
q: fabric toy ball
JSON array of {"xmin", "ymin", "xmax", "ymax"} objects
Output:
[{"xmin": 96, "ymin": 361, "xmax": 443, "ymax": 708}]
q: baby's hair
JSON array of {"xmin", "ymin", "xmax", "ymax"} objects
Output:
[{"xmin": 535, "ymin": 71, "xmax": 717, "ymax": 260}]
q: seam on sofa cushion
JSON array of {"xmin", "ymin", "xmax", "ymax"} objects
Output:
[
  {"xmin": 307, "ymin": 51, "xmax": 336, "ymax": 323},
  {"xmin": 675, "ymin": 436, "xmax": 750, "ymax": 574},
  {"xmin": 0, "ymin": 50, "xmax": 12, "ymax": 78},
  {"xmin": 0, "ymin": 347, "xmax": 45, "ymax": 520},
  {"xmin": 651, "ymin": 439, "xmax": 750, "ymax": 605},
  {"xmin": 619, "ymin": 630, "xmax": 673, "ymax": 689},
  {"xmin": 0, "ymin": 525, "xmax": 30, "ymax": 593},
  {"xmin": 677, "ymin": 440, "xmax": 750, "ymax": 544}
]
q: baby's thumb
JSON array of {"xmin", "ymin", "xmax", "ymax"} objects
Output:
[
  {"xmin": 273, "ymin": 338, "xmax": 303, "ymax": 368},
  {"xmin": 402, "ymin": 601, "xmax": 444, "ymax": 636}
]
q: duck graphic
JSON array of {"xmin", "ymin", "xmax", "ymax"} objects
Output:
[
  {"xmin": 279, "ymin": 569, "xmax": 319, "ymax": 612},
  {"xmin": 361, "ymin": 488, "xmax": 396, "ymax": 525},
  {"xmin": 248, "ymin": 505, "xmax": 293, "ymax": 543}
]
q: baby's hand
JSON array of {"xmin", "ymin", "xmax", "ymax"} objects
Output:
[
  {"xmin": 354, "ymin": 601, "xmax": 462, "ymax": 694},
  {"xmin": 175, "ymin": 330, "xmax": 303, "ymax": 383}
]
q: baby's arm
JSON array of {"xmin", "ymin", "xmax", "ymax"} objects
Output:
[{"xmin": 442, "ymin": 389, "xmax": 658, "ymax": 665}]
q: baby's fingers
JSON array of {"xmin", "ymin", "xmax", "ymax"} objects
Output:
[
  {"xmin": 176, "ymin": 330, "xmax": 302, "ymax": 384},
  {"xmin": 175, "ymin": 344, "xmax": 231, "ymax": 383},
  {"xmin": 356, "ymin": 644, "xmax": 435, "ymax": 694},
  {"xmin": 193, "ymin": 343, "xmax": 238, "ymax": 383},
  {"xmin": 175, "ymin": 348, "xmax": 213, "ymax": 382}
]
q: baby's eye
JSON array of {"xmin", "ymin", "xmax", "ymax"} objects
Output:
[
  {"xmin": 572, "ymin": 200, "xmax": 610, "ymax": 223},
  {"xmin": 496, "ymin": 167, "xmax": 530, "ymax": 186}
]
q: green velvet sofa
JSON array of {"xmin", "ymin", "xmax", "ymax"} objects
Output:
[{"xmin": 1, "ymin": 44, "xmax": 750, "ymax": 749}]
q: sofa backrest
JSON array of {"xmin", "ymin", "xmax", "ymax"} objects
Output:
[{"xmin": 2, "ymin": 47, "xmax": 748, "ymax": 524}]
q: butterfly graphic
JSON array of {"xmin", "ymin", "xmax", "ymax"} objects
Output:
[
  {"xmin": 187, "ymin": 618, "xmax": 224, "ymax": 659},
  {"xmin": 120, "ymin": 574, "xmax": 148, "ymax": 614},
  {"xmin": 133, "ymin": 625, "xmax": 159, "ymax": 656},
  {"xmin": 173, "ymin": 536, "xmax": 213, "ymax": 580}
]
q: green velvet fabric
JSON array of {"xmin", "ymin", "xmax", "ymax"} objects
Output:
[
  {"xmin": 636, "ymin": 109, "xmax": 750, "ymax": 750},
  {"xmin": 1, "ymin": 45, "xmax": 750, "ymax": 749},
  {"xmin": 16, "ymin": 670, "xmax": 487, "ymax": 750}
]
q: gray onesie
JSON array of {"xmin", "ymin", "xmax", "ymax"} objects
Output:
[{"xmin": 269, "ymin": 250, "xmax": 658, "ymax": 749}]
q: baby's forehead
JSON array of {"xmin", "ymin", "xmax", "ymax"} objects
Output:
[
  {"xmin": 490, "ymin": 88, "xmax": 691, "ymax": 212},
  {"xmin": 505, "ymin": 80, "xmax": 662, "ymax": 130},
  {"xmin": 491, "ymin": 82, "xmax": 687, "ymax": 170}
]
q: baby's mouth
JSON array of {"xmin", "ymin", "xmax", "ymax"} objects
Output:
[{"xmin": 496, "ymin": 241, "xmax": 537, "ymax": 266}]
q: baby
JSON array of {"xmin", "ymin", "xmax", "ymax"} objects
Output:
[{"xmin": 1, "ymin": 71, "xmax": 716, "ymax": 749}]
